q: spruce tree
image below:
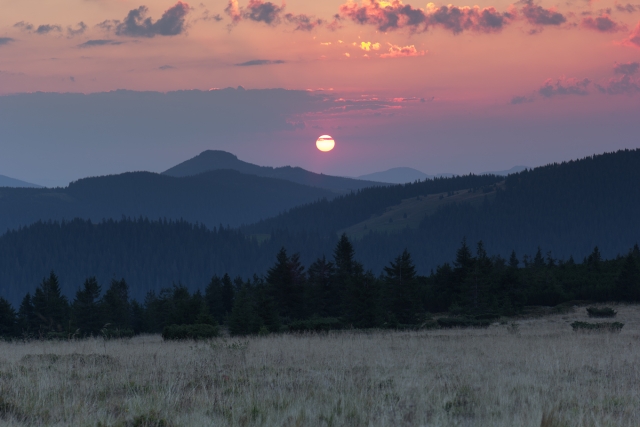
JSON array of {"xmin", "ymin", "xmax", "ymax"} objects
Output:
[
  {"xmin": 32, "ymin": 271, "xmax": 69, "ymax": 333},
  {"xmin": 17, "ymin": 293, "xmax": 36, "ymax": 335},
  {"xmin": 616, "ymin": 254, "xmax": 640, "ymax": 301},
  {"xmin": 71, "ymin": 277, "xmax": 103, "ymax": 336},
  {"xmin": 384, "ymin": 250, "xmax": 420, "ymax": 324},
  {"xmin": 307, "ymin": 256, "xmax": 336, "ymax": 316},
  {"xmin": 205, "ymin": 275, "xmax": 225, "ymax": 323},
  {"xmin": 0, "ymin": 297, "xmax": 17, "ymax": 338},
  {"xmin": 101, "ymin": 278, "xmax": 131, "ymax": 330},
  {"xmin": 229, "ymin": 284, "xmax": 260, "ymax": 335}
]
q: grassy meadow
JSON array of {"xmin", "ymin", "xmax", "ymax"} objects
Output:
[{"xmin": 0, "ymin": 305, "xmax": 639, "ymax": 426}]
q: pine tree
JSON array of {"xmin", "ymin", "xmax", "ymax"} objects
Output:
[
  {"xmin": 384, "ymin": 250, "xmax": 420, "ymax": 324},
  {"xmin": 229, "ymin": 284, "xmax": 260, "ymax": 336},
  {"xmin": 205, "ymin": 275, "xmax": 225, "ymax": 323},
  {"xmin": 17, "ymin": 293, "xmax": 36, "ymax": 335},
  {"xmin": 101, "ymin": 278, "xmax": 131, "ymax": 330},
  {"xmin": 307, "ymin": 256, "xmax": 335, "ymax": 316},
  {"xmin": 345, "ymin": 265, "xmax": 382, "ymax": 328},
  {"xmin": 509, "ymin": 251, "xmax": 519, "ymax": 269},
  {"xmin": 71, "ymin": 277, "xmax": 103, "ymax": 336},
  {"xmin": 616, "ymin": 254, "xmax": 640, "ymax": 301},
  {"xmin": 0, "ymin": 297, "xmax": 17, "ymax": 338},
  {"xmin": 221, "ymin": 273, "xmax": 235, "ymax": 320},
  {"xmin": 32, "ymin": 271, "xmax": 69, "ymax": 333}
]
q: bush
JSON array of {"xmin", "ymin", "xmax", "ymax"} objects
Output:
[
  {"xmin": 437, "ymin": 317, "xmax": 491, "ymax": 328},
  {"xmin": 162, "ymin": 324, "xmax": 220, "ymax": 340},
  {"xmin": 586, "ymin": 307, "xmax": 617, "ymax": 318},
  {"xmin": 570, "ymin": 321, "xmax": 624, "ymax": 332},
  {"xmin": 288, "ymin": 317, "xmax": 343, "ymax": 333}
]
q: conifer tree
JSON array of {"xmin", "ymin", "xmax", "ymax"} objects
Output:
[
  {"xmin": 17, "ymin": 293, "xmax": 36, "ymax": 335},
  {"xmin": 345, "ymin": 265, "xmax": 382, "ymax": 328},
  {"xmin": 32, "ymin": 271, "xmax": 69, "ymax": 333},
  {"xmin": 384, "ymin": 250, "xmax": 420, "ymax": 324},
  {"xmin": 101, "ymin": 278, "xmax": 131, "ymax": 330},
  {"xmin": 616, "ymin": 254, "xmax": 640, "ymax": 301},
  {"xmin": 221, "ymin": 273, "xmax": 235, "ymax": 319},
  {"xmin": 0, "ymin": 297, "xmax": 17, "ymax": 338},
  {"xmin": 205, "ymin": 275, "xmax": 225, "ymax": 323},
  {"xmin": 71, "ymin": 277, "xmax": 103, "ymax": 336},
  {"xmin": 307, "ymin": 256, "xmax": 336, "ymax": 316},
  {"xmin": 229, "ymin": 284, "xmax": 260, "ymax": 335}
]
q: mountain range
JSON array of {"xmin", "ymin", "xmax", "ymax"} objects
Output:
[{"xmin": 164, "ymin": 150, "xmax": 384, "ymax": 193}]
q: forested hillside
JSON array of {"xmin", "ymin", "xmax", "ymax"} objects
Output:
[
  {"xmin": 1, "ymin": 150, "xmax": 639, "ymax": 307},
  {"xmin": 0, "ymin": 170, "xmax": 333, "ymax": 231},
  {"xmin": 245, "ymin": 174, "xmax": 504, "ymax": 234}
]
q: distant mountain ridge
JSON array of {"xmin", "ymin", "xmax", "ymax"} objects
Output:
[
  {"xmin": 0, "ymin": 170, "xmax": 334, "ymax": 232},
  {"xmin": 163, "ymin": 150, "xmax": 385, "ymax": 193},
  {"xmin": 357, "ymin": 166, "xmax": 528, "ymax": 184},
  {"xmin": 0, "ymin": 174, "xmax": 42, "ymax": 188}
]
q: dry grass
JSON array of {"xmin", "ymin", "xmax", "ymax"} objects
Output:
[{"xmin": 0, "ymin": 305, "xmax": 639, "ymax": 426}]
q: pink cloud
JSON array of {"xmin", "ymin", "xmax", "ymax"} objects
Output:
[
  {"xmin": 380, "ymin": 44, "xmax": 426, "ymax": 57},
  {"xmin": 621, "ymin": 21, "xmax": 640, "ymax": 47}
]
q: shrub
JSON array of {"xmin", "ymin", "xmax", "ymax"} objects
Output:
[
  {"xmin": 288, "ymin": 317, "xmax": 343, "ymax": 333},
  {"xmin": 586, "ymin": 307, "xmax": 617, "ymax": 318},
  {"xmin": 162, "ymin": 324, "xmax": 220, "ymax": 341},
  {"xmin": 437, "ymin": 318, "xmax": 491, "ymax": 328},
  {"xmin": 570, "ymin": 321, "xmax": 624, "ymax": 332}
]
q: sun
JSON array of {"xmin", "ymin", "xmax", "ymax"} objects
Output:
[{"xmin": 316, "ymin": 135, "xmax": 335, "ymax": 152}]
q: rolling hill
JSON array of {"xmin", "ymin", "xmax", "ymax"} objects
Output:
[
  {"xmin": 163, "ymin": 150, "xmax": 385, "ymax": 193},
  {"xmin": 0, "ymin": 170, "xmax": 334, "ymax": 232}
]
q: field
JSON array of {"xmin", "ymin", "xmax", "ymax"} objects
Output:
[{"xmin": 0, "ymin": 305, "xmax": 639, "ymax": 426}]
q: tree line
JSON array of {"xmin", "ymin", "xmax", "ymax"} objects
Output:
[{"xmin": 0, "ymin": 235, "xmax": 638, "ymax": 339}]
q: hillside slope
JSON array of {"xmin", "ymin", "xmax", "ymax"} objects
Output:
[
  {"xmin": 0, "ymin": 170, "xmax": 333, "ymax": 232},
  {"xmin": 163, "ymin": 150, "xmax": 384, "ymax": 192}
]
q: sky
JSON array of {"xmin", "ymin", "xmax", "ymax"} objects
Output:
[{"xmin": 0, "ymin": 0, "xmax": 639, "ymax": 186}]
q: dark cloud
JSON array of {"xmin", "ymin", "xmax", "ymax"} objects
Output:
[
  {"xmin": 428, "ymin": 5, "xmax": 513, "ymax": 34},
  {"xmin": 339, "ymin": 0, "xmax": 513, "ymax": 34},
  {"xmin": 614, "ymin": 61, "xmax": 639, "ymax": 74},
  {"xmin": 115, "ymin": 2, "xmax": 190, "ymax": 37},
  {"xmin": 235, "ymin": 59, "xmax": 286, "ymax": 66},
  {"xmin": 284, "ymin": 13, "xmax": 324, "ymax": 31},
  {"xmin": 36, "ymin": 24, "xmax": 63, "ymax": 34},
  {"xmin": 13, "ymin": 21, "xmax": 34, "ymax": 31},
  {"xmin": 510, "ymin": 95, "xmax": 534, "ymax": 104},
  {"xmin": 0, "ymin": 37, "xmax": 14, "ymax": 46},
  {"xmin": 339, "ymin": 0, "xmax": 428, "ymax": 32},
  {"xmin": 582, "ymin": 14, "xmax": 624, "ymax": 32},
  {"xmin": 538, "ymin": 77, "xmax": 590, "ymax": 97},
  {"xmin": 244, "ymin": 0, "xmax": 284, "ymax": 24},
  {"xmin": 158, "ymin": 65, "xmax": 176, "ymax": 70},
  {"xmin": 70, "ymin": 76, "xmax": 75, "ymax": 82},
  {"xmin": 67, "ymin": 22, "xmax": 87, "ymax": 37},
  {"xmin": 77, "ymin": 39, "xmax": 123, "ymax": 48},
  {"xmin": 596, "ymin": 75, "xmax": 640, "ymax": 94},
  {"xmin": 521, "ymin": 0, "xmax": 566, "ymax": 26},
  {"xmin": 597, "ymin": 62, "xmax": 640, "ymax": 95},
  {"xmin": 615, "ymin": 3, "xmax": 638, "ymax": 13}
]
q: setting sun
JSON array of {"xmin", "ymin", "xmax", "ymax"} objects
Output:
[{"xmin": 316, "ymin": 135, "xmax": 335, "ymax": 152}]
